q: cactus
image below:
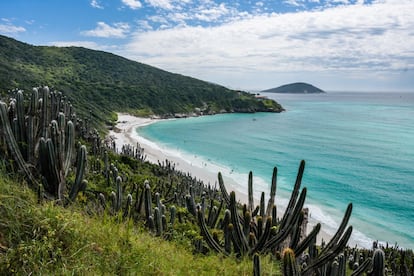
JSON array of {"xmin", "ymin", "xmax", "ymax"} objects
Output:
[
  {"xmin": 154, "ymin": 207, "xmax": 163, "ymax": 236},
  {"xmin": 0, "ymin": 101, "xmax": 38, "ymax": 186},
  {"xmin": 253, "ymin": 253, "xmax": 261, "ymax": 276},
  {"xmin": 218, "ymin": 172, "xmax": 230, "ymax": 206},
  {"xmin": 169, "ymin": 205, "xmax": 176, "ymax": 225},
  {"xmin": 196, "ymin": 160, "xmax": 353, "ymax": 267},
  {"xmin": 282, "ymin": 248, "xmax": 300, "ymax": 276},
  {"xmin": 0, "ymin": 87, "xmax": 86, "ymax": 204},
  {"xmin": 115, "ymin": 176, "xmax": 123, "ymax": 212},
  {"xmin": 302, "ymin": 226, "xmax": 353, "ymax": 275},
  {"xmin": 63, "ymin": 120, "xmax": 75, "ymax": 176},
  {"xmin": 248, "ymin": 171, "xmax": 254, "ymax": 213},
  {"xmin": 351, "ymin": 257, "xmax": 372, "ymax": 276},
  {"xmin": 229, "ymin": 191, "xmax": 249, "ymax": 254},
  {"xmin": 197, "ymin": 207, "xmax": 228, "ymax": 255},
  {"xmin": 68, "ymin": 145, "xmax": 87, "ymax": 202},
  {"xmin": 369, "ymin": 249, "xmax": 385, "ymax": 276},
  {"xmin": 123, "ymin": 193, "xmax": 133, "ymax": 219},
  {"xmin": 223, "ymin": 209, "xmax": 232, "ymax": 254},
  {"xmin": 265, "ymin": 167, "xmax": 277, "ymax": 217},
  {"xmin": 144, "ymin": 181, "xmax": 153, "ymax": 222}
]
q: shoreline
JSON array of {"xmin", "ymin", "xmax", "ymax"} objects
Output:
[
  {"xmin": 108, "ymin": 113, "xmax": 346, "ymax": 247},
  {"xmin": 108, "ymin": 113, "xmax": 249, "ymax": 203}
]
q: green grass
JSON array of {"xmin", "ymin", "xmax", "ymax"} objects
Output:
[{"xmin": 0, "ymin": 169, "xmax": 281, "ymax": 275}]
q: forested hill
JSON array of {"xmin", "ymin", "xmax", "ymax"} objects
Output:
[
  {"xmin": 0, "ymin": 35, "xmax": 283, "ymax": 128},
  {"xmin": 262, "ymin": 82, "xmax": 325, "ymax": 94}
]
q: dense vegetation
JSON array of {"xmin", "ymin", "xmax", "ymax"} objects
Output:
[
  {"xmin": 0, "ymin": 34, "xmax": 283, "ymax": 131},
  {"xmin": 262, "ymin": 83, "xmax": 325, "ymax": 94},
  {"xmin": 1, "ymin": 86, "xmax": 413, "ymax": 274}
]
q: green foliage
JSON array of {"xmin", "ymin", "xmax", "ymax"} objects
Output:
[
  {"xmin": 0, "ymin": 35, "xmax": 283, "ymax": 131},
  {"xmin": 0, "ymin": 172, "xmax": 282, "ymax": 274}
]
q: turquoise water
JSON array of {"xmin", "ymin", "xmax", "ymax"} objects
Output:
[{"xmin": 137, "ymin": 92, "xmax": 414, "ymax": 249}]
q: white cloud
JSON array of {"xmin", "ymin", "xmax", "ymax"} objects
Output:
[
  {"xmin": 124, "ymin": 1, "xmax": 414, "ymax": 90},
  {"xmin": 91, "ymin": 0, "xmax": 103, "ymax": 9},
  {"xmin": 194, "ymin": 3, "xmax": 230, "ymax": 22},
  {"xmin": 146, "ymin": 0, "xmax": 173, "ymax": 10},
  {"xmin": 81, "ymin": 22, "xmax": 130, "ymax": 38},
  {"xmin": 122, "ymin": 0, "xmax": 142, "ymax": 9},
  {"xmin": 0, "ymin": 23, "xmax": 26, "ymax": 34}
]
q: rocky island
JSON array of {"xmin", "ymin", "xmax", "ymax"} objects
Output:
[{"xmin": 262, "ymin": 82, "xmax": 325, "ymax": 94}]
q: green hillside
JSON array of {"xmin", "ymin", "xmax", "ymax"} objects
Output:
[
  {"xmin": 262, "ymin": 82, "xmax": 325, "ymax": 94},
  {"xmin": 0, "ymin": 35, "xmax": 283, "ymax": 129}
]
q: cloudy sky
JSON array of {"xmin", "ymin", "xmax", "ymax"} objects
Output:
[{"xmin": 1, "ymin": 0, "xmax": 413, "ymax": 92}]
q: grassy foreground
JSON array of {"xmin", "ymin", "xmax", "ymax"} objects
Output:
[{"xmin": 0, "ymin": 170, "xmax": 281, "ymax": 275}]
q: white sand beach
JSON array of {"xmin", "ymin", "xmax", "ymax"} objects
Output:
[
  {"xmin": 108, "ymin": 113, "xmax": 248, "ymax": 202},
  {"xmin": 108, "ymin": 113, "xmax": 337, "ymax": 245}
]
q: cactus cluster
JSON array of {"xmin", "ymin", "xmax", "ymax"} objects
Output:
[
  {"xmin": 0, "ymin": 87, "xmax": 86, "ymax": 203},
  {"xmin": 197, "ymin": 161, "xmax": 353, "ymax": 275}
]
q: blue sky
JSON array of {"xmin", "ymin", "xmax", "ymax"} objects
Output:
[{"xmin": 1, "ymin": 0, "xmax": 413, "ymax": 92}]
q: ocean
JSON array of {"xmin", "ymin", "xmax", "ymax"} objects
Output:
[{"xmin": 137, "ymin": 92, "xmax": 414, "ymax": 249}]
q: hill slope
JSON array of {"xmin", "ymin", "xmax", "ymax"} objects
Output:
[
  {"xmin": 262, "ymin": 82, "xmax": 325, "ymax": 94},
  {"xmin": 0, "ymin": 35, "xmax": 283, "ymax": 128}
]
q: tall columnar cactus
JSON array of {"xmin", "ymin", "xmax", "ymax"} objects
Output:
[
  {"xmin": 0, "ymin": 101, "xmax": 38, "ymax": 186},
  {"xmin": 265, "ymin": 167, "xmax": 277, "ymax": 217},
  {"xmin": 68, "ymin": 145, "xmax": 87, "ymax": 202},
  {"xmin": 27, "ymin": 88, "xmax": 39, "ymax": 164},
  {"xmin": 248, "ymin": 171, "xmax": 254, "ymax": 213},
  {"xmin": 113, "ymin": 176, "xmax": 123, "ymax": 212},
  {"xmin": 369, "ymin": 248, "xmax": 385, "ymax": 276},
  {"xmin": 253, "ymin": 253, "xmax": 261, "ymax": 276},
  {"xmin": 0, "ymin": 87, "xmax": 86, "ymax": 203},
  {"xmin": 282, "ymin": 248, "xmax": 300, "ymax": 276},
  {"xmin": 144, "ymin": 180, "xmax": 153, "ymax": 223}
]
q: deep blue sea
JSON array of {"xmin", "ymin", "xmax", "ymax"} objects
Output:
[{"xmin": 137, "ymin": 92, "xmax": 414, "ymax": 249}]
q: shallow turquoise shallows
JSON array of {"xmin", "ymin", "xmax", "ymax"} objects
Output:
[{"xmin": 137, "ymin": 92, "xmax": 414, "ymax": 249}]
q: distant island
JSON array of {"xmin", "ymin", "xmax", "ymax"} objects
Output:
[{"xmin": 262, "ymin": 82, "xmax": 325, "ymax": 94}]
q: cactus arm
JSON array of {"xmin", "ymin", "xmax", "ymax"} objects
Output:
[
  {"xmin": 197, "ymin": 208, "xmax": 228, "ymax": 255},
  {"xmin": 294, "ymin": 223, "xmax": 321, "ymax": 256},
  {"xmin": 250, "ymin": 216, "xmax": 272, "ymax": 254},
  {"xmin": 369, "ymin": 249, "xmax": 385, "ymax": 276},
  {"xmin": 320, "ymin": 203, "xmax": 353, "ymax": 255},
  {"xmin": 210, "ymin": 199, "xmax": 223, "ymax": 229},
  {"xmin": 248, "ymin": 171, "xmax": 254, "ymax": 213},
  {"xmin": 253, "ymin": 253, "xmax": 261, "ymax": 276},
  {"xmin": 41, "ymin": 86, "xmax": 50, "ymax": 139},
  {"xmin": 115, "ymin": 176, "xmax": 122, "ymax": 212},
  {"xmin": 0, "ymin": 102, "xmax": 38, "ymax": 186},
  {"xmin": 15, "ymin": 90, "xmax": 26, "ymax": 155},
  {"xmin": 144, "ymin": 181, "xmax": 153, "ymax": 221},
  {"xmin": 350, "ymin": 257, "xmax": 371, "ymax": 276},
  {"xmin": 218, "ymin": 172, "xmax": 230, "ymax": 206},
  {"xmin": 302, "ymin": 226, "xmax": 353, "ymax": 275},
  {"xmin": 46, "ymin": 138, "xmax": 64, "ymax": 199},
  {"xmin": 68, "ymin": 145, "xmax": 87, "ymax": 202},
  {"xmin": 265, "ymin": 167, "xmax": 277, "ymax": 217},
  {"xmin": 279, "ymin": 160, "xmax": 305, "ymax": 229},
  {"xmin": 261, "ymin": 188, "xmax": 307, "ymax": 253},
  {"xmin": 289, "ymin": 211, "xmax": 304, "ymax": 249},
  {"xmin": 229, "ymin": 191, "xmax": 249, "ymax": 254},
  {"xmin": 63, "ymin": 121, "xmax": 74, "ymax": 176},
  {"xmin": 282, "ymin": 248, "xmax": 300, "ymax": 276}
]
